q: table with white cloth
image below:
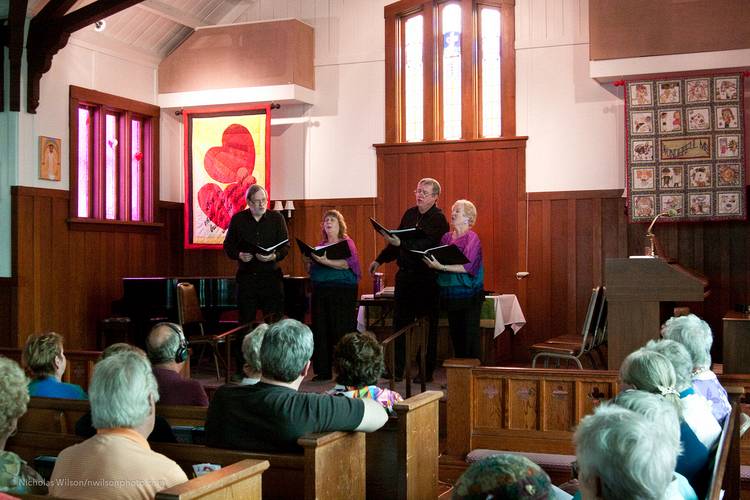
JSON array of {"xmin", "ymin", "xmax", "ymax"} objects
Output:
[{"xmin": 357, "ymin": 294, "xmax": 525, "ymax": 365}]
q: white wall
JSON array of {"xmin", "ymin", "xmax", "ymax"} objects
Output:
[
  {"xmin": 17, "ymin": 37, "xmax": 158, "ymax": 189},
  {"xmin": 158, "ymin": 0, "xmax": 388, "ymax": 202},
  {"xmin": 515, "ymin": 0, "xmax": 625, "ymax": 193}
]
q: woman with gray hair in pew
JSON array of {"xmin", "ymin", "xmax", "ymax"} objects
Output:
[
  {"xmin": 620, "ymin": 346, "xmax": 718, "ymax": 495},
  {"xmin": 644, "ymin": 339, "xmax": 721, "ymax": 448},
  {"xmin": 611, "ymin": 390, "xmax": 697, "ymax": 499},
  {"xmin": 574, "ymin": 404, "xmax": 681, "ymax": 500},
  {"xmin": 661, "ymin": 314, "xmax": 731, "ymax": 423},
  {"xmin": 50, "ymin": 351, "xmax": 187, "ymax": 499}
]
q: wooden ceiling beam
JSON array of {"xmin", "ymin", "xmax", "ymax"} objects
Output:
[
  {"xmin": 26, "ymin": 0, "xmax": 144, "ymax": 112},
  {"xmin": 8, "ymin": 0, "xmax": 28, "ymax": 111},
  {"xmin": 32, "ymin": 0, "xmax": 78, "ymax": 25}
]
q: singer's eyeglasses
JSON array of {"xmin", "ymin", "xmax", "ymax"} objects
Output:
[
  {"xmin": 414, "ymin": 189, "xmax": 436, "ymax": 197},
  {"xmin": 249, "ymin": 198, "xmax": 267, "ymax": 206}
]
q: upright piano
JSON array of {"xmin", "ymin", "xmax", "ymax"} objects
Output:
[{"xmin": 116, "ymin": 276, "xmax": 310, "ymax": 346}]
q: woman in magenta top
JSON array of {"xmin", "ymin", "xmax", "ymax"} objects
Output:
[
  {"xmin": 423, "ymin": 200, "xmax": 484, "ymax": 359},
  {"xmin": 306, "ymin": 209, "xmax": 361, "ymax": 381}
]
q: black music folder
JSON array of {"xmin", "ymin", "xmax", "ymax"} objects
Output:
[
  {"xmin": 296, "ymin": 239, "xmax": 352, "ymax": 260},
  {"xmin": 409, "ymin": 244, "xmax": 470, "ymax": 265},
  {"xmin": 369, "ymin": 218, "xmax": 425, "ymax": 240}
]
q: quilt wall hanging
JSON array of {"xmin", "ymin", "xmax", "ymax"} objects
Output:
[
  {"xmin": 183, "ymin": 104, "xmax": 271, "ymax": 249},
  {"xmin": 625, "ymin": 74, "xmax": 746, "ymax": 223}
]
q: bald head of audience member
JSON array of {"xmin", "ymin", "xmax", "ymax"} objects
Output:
[
  {"xmin": 575, "ymin": 404, "xmax": 678, "ymax": 500},
  {"xmin": 146, "ymin": 322, "xmax": 187, "ymax": 372}
]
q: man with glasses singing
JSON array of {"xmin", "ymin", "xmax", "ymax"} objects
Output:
[
  {"xmin": 369, "ymin": 178, "xmax": 449, "ymax": 382},
  {"xmin": 225, "ymin": 184, "xmax": 289, "ymax": 333}
]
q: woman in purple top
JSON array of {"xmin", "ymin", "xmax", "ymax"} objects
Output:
[
  {"xmin": 423, "ymin": 200, "xmax": 484, "ymax": 359},
  {"xmin": 662, "ymin": 314, "xmax": 731, "ymax": 423},
  {"xmin": 306, "ymin": 210, "xmax": 361, "ymax": 381}
]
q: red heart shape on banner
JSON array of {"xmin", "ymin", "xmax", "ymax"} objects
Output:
[
  {"xmin": 197, "ymin": 182, "xmax": 249, "ymax": 230},
  {"xmin": 204, "ymin": 124, "xmax": 256, "ymax": 184}
]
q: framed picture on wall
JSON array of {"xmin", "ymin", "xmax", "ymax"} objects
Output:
[
  {"xmin": 183, "ymin": 104, "xmax": 271, "ymax": 249},
  {"xmin": 39, "ymin": 136, "xmax": 61, "ymax": 181}
]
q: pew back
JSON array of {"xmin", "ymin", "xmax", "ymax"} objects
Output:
[
  {"xmin": 445, "ymin": 360, "xmax": 620, "ymax": 457},
  {"xmin": 156, "ymin": 459, "xmax": 269, "ymax": 500}
]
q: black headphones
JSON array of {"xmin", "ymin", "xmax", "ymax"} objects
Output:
[{"xmin": 153, "ymin": 322, "xmax": 188, "ymax": 364}]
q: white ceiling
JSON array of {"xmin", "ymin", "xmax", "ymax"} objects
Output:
[{"xmin": 5, "ymin": 0, "xmax": 266, "ymax": 61}]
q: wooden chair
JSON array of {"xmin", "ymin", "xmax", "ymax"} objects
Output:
[
  {"xmin": 176, "ymin": 281, "xmax": 246, "ymax": 382},
  {"xmin": 529, "ymin": 286, "xmax": 605, "ymax": 369}
]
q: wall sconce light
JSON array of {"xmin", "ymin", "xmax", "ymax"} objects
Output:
[
  {"xmin": 94, "ymin": 20, "xmax": 106, "ymax": 32},
  {"xmin": 283, "ymin": 200, "xmax": 295, "ymax": 219},
  {"xmin": 273, "ymin": 200, "xmax": 295, "ymax": 219}
]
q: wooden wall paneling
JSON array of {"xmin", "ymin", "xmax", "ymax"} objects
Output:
[
  {"xmin": 0, "ymin": 279, "xmax": 17, "ymax": 347},
  {"xmin": 468, "ymin": 149, "xmax": 494, "ymax": 287},
  {"xmin": 494, "ymin": 147, "xmax": 519, "ymax": 294},
  {"xmin": 50, "ymin": 195, "xmax": 70, "ymax": 343}
]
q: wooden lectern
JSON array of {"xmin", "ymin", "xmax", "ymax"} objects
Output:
[{"xmin": 605, "ymin": 258, "xmax": 708, "ymax": 369}]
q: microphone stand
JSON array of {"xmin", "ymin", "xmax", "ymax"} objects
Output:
[{"xmin": 645, "ymin": 210, "xmax": 675, "ymax": 257}]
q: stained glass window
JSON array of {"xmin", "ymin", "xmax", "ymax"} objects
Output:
[
  {"xmin": 442, "ymin": 3, "xmax": 461, "ymax": 140},
  {"xmin": 77, "ymin": 107, "xmax": 91, "ymax": 218},
  {"xmin": 404, "ymin": 15, "xmax": 424, "ymax": 142},
  {"xmin": 105, "ymin": 114, "xmax": 118, "ymax": 220},
  {"xmin": 481, "ymin": 7, "xmax": 501, "ymax": 137},
  {"xmin": 131, "ymin": 119, "xmax": 142, "ymax": 221}
]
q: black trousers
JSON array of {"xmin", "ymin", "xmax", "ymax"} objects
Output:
[
  {"xmin": 234, "ymin": 270, "xmax": 284, "ymax": 374},
  {"xmin": 393, "ymin": 270, "xmax": 440, "ymax": 378},
  {"xmin": 236, "ymin": 270, "xmax": 285, "ymax": 324},
  {"xmin": 311, "ymin": 285, "xmax": 357, "ymax": 378},
  {"xmin": 446, "ymin": 296, "xmax": 483, "ymax": 359}
]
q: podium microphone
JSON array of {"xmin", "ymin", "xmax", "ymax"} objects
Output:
[{"xmin": 645, "ymin": 209, "xmax": 677, "ymax": 256}]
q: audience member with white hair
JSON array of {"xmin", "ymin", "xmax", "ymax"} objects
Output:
[
  {"xmin": 50, "ymin": 352, "xmax": 187, "ymax": 499},
  {"xmin": 0, "ymin": 356, "xmax": 46, "ymax": 495},
  {"xmin": 662, "ymin": 314, "xmax": 730, "ymax": 422},
  {"xmin": 644, "ymin": 339, "xmax": 721, "ymax": 450},
  {"xmin": 619, "ymin": 347, "xmax": 713, "ymax": 492},
  {"xmin": 241, "ymin": 323, "xmax": 268, "ymax": 385},
  {"xmin": 574, "ymin": 405, "xmax": 679, "ymax": 500},
  {"xmin": 611, "ymin": 390, "xmax": 697, "ymax": 500}
]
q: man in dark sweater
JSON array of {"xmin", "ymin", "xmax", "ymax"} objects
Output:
[
  {"xmin": 224, "ymin": 184, "xmax": 290, "ymax": 324},
  {"xmin": 369, "ymin": 178, "xmax": 449, "ymax": 382},
  {"xmin": 205, "ymin": 319, "xmax": 387, "ymax": 452}
]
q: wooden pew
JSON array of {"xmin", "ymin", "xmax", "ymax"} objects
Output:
[
  {"xmin": 7, "ymin": 430, "xmax": 364, "ymax": 500},
  {"xmin": 13, "ymin": 456, "xmax": 269, "ymax": 500},
  {"xmin": 152, "ymin": 433, "xmax": 364, "ymax": 500},
  {"xmin": 0, "ymin": 347, "xmax": 100, "ymax": 391},
  {"xmin": 367, "ymin": 390, "xmax": 442, "ymax": 500},
  {"xmin": 707, "ymin": 386, "xmax": 744, "ymax": 500},
  {"xmin": 443, "ymin": 361, "xmax": 750, "ymax": 492},
  {"xmin": 155, "ymin": 459, "xmax": 269, "ymax": 500},
  {"xmin": 17, "ymin": 390, "xmax": 444, "ymax": 500},
  {"xmin": 445, "ymin": 360, "xmax": 620, "ymax": 459}
]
